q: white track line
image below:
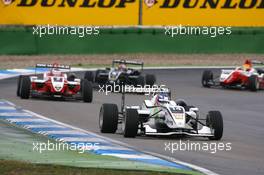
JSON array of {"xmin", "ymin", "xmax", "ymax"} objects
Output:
[
  {"xmin": 24, "ymin": 125, "xmax": 65, "ymax": 129},
  {"xmin": 41, "ymin": 130, "xmax": 86, "ymax": 135},
  {"xmin": 0, "ymin": 112, "xmax": 32, "ymax": 117},
  {"xmin": 7, "ymin": 118, "xmax": 46, "ymax": 123},
  {"xmin": 101, "ymin": 154, "xmax": 159, "ymax": 160},
  {"xmin": 93, "ymin": 146, "xmax": 132, "ymax": 151},
  {"xmin": 0, "ymin": 106, "xmax": 16, "ymax": 110},
  {"xmin": 59, "ymin": 137, "xmax": 107, "ymax": 142}
]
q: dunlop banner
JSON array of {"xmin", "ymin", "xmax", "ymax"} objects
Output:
[
  {"xmin": 143, "ymin": 0, "xmax": 264, "ymax": 26},
  {"xmin": 0, "ymin": 0, "xmax": 264, "ymax": 26},
  {"xmin": 0, "ymin": 0, "xmax": 138, "ymax": 25}
]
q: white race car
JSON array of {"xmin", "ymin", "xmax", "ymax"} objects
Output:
[{"xmin": 99, "ymin": 91, "xmax": 223, "ymax": 140}]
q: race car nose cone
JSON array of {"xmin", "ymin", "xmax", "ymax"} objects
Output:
[{"xmin": 55, "ymin": 86, "xmax": 61, "ymax": 91}]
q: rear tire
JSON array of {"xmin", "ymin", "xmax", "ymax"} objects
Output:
[
  {"xmin": 20, "ymin": 76, "xmax": 31, "ymax": 99},
  {"xmin": 82, "ymin": 79, "xmax": 93, "ymax": 103},
  {"xmin": 95, "ymin": 70, "xmax": 106, "ymax": 84},
  {"xmin": 99, "ymin": 104, "xmax": 119, "ymax": 133},
  {"xmin": 248, "ymin": 75, "xmax": 259, "ymax": 92},
  {"xmin": 175, "ymin": 99, "xmax": 187, "ymax": 107},
  {"xmin": 84, "ymin": 71, "xmax": 94, "ymax": 82},
  {"xmin": 202, "ymin": 70, "xmax": 213, "ymax": 88},
  {"xmin": 123, "ymin": 108, "xmax": 139, "ymax": 138},
  {"xmin": 145, "ymin": 74, "xmax": 156, "ymax": 86},
  {"xmin": 206, "ymin": 111, "xmax": 223, "ymax": 140},
  {"xmin": 94, "ymin": 70, "xmax": 100, "ymax": 83},
  {"xmin": 136, "ymin": 75, "xmax": 145, "ymax": 87},
  {"xmin": 17, "ymin": 75, "xmax": 24, "ymax": 97}
]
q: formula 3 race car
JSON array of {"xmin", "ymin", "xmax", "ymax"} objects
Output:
[
  {"xmin": 17, "ymin": 63, "xmax": 93, "ymax": 102},
  {"xmin": 99, "ymin": 90, "xmax": 223, "ymax": 140},
  {"xmin": 84, "ymin": 59, "xmax": 156, "ymax": 87},
  {"xmin": 202, "ymin": 60, "xmax": 264, "ymax": 91}
]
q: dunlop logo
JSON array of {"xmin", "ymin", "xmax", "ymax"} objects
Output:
[{"xmin": 15, "ymin": 0, "xmax": 264, "ymax": 9}]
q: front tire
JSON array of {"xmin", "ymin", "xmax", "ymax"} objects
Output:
[
  {"xmin": 99, "ymin": 104, "xmax": 119, "ymax": 133},
  {"xmin": 82, "ymin": 79, "xmax": 93, "ymax": 103},
  {"xmin": 202, "ymin": 70, "xmax": 213, "ymax": 88},
  {"xmin": 17, "ymin": 75, "xmax": 24, "ymax": 97},
  {"xmin": 206, "ymin": 111, "xmax": 223, "ymax": 140},
  {"xmin": 145, "ymin": 74, "xmax": 156, "ymax": 86},
  {"xmin": 20, "ymin": 76, "xmax": 31, "ymax": 99},
  {"xmin": 84, "ymin": 71, "xmax": 94, "ymax": 82},
  {"xmin": 248, "ymin": 75, "xmax": 259, "ymax": 92},
  {"xmin": 123, "ymin": 108, "xmax": 139, "ymax": 138}
]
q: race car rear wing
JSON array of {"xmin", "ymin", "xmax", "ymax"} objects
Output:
[
  {"xmin": 35, "ymin": 63, "xmax": 71, "ymax": 70},
  {"xmin": 112, "ymin": 60, "xmax": 144, "ymax": 70},
  {"xmin": 252, "ymin": 60, "xmax": 264, "ymax": 65},
  {"xmin": 120, "ymin": 86, "xmax": 170, "ymax": 113}
]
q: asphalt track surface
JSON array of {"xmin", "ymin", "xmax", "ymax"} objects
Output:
[{"xmin": 1, "ymin": 69, "xmax": 264, "ymax": 175}]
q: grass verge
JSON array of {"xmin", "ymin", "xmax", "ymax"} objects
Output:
[
  {"xmin": 0, "ymin": 160, "xmax": 188, "ymax": 175},
  {"xmin": 0, "ymin": 120, "xmax": 201, "ymax": 175}
]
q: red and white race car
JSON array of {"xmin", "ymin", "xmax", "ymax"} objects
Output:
[
  {"xmin": 202, "ymin": 60, "xmax": 264, "ymax": 91},
  {"xmin": 17, "ymin": 63, "xmax": 93, "ymax": 102}
]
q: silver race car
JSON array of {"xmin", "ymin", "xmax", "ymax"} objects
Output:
[{"xmin": 99, "ymin": 91, "xmax": 223, "ymax": 140}]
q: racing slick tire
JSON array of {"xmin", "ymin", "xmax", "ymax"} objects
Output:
[
  {"xmin": 202, "ymin": 70, "xmax": 213, "ymax": 88},
  {"xmin": 81, "ymin": 79, "xmax": 93, "ymax": 103},
  {"xmin": 94, "ymin": 70, "xmax": 102, "ymax": 83},
  {"xmin": 206, "ymin": 111, "xmax": 223, "ymax": 140},
  {"xmin": 248, "ymin": 75, "xmax": 259, "ymax": 92},
  {"xmin": 20, "ymin": 76, "xmax": 31, "ymax": 99},
  {"xmin": 136, "ymin": 75, "xmax": 145, "ymax": 87},
  {"xmin": 123, "ymin": 108, "xmax": 139, "ymax": 138},
  {"xmin": 95, "ymin": 70, "xmax": 107, "ymax": 84},
  {"xmin": 17, "ymin": 75, "xmax": 24, "ymax": 97},
  {"xmin": 84, "ymin": 71, "xmax": 94, "ymax": 82},
  {"xmin": 145, "ymin": 74, "xmax": 156, "ymax": 86},
  {"xmin": 99, "ymin": 103, "xmax": 118, "ymax": 133},
  {"xmin": 175, "ymin": 99, "xmax": 187, "ymax": 107}
]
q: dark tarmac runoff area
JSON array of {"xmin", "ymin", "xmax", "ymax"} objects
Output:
[{"xmin": 1, "ymin": 69, "xmax": 264, "ymax": 175}]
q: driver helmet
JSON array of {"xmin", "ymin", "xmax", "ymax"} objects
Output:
[
  {"xmin": 157, "ymin": 92, "xmax": 170, "ymax": 103},
  {"xmin": 243, "ymin": 59, "xmax": 252, "ymax": 71},
  {"xmin": 118, "ymin": 64, "xmax": 127, "ymax": 71}
]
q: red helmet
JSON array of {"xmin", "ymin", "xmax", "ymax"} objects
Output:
[
  {"xmin": 243, "ymin": 59, "xmax": 252, "ymax": 71},
  {"xmin": 244, "ymin": 59, "xmax": 252, "ymax": 66}
]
